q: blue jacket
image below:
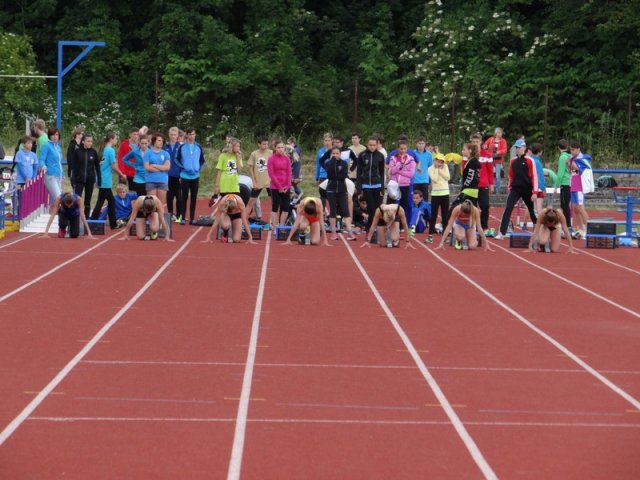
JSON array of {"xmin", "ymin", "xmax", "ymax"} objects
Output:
[
  {"xmin": 414, "ymin": 150, "xmax": 433, "ymax": 184},
  {"xmin": 38, "ymin": 141, "xmax": 63, "ymax": 177},
  {"xmin": 315, "ymin": 146, "xmax": 328, "ymax": 181},
  {"xmin": 409, "ymin": 199, "xmax": 431, "ymax": 233},
  {"xmin": 163, "ymin": 142, "xmax": 182, "ymax": 178},
  {"xmin": 122, "ymin": 147, "xmax": 146, "ymax": 184},
  {"xmin": 176, "ymin": 142, "xmax": 205, "ymax": 180},
  {"xmin": 15, "ymin": 150, "xmax": 38, "ymax": 184},
  {"xmin": 115, "ymin": 192, "xmax": 138, "ymax": 219}
]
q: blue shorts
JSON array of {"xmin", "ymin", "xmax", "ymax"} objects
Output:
[
  {"xmin": 454, "ymin": 220, "xmax": 471, "ymax": 231},
  {"xmin": 146, "ymin": 182, "xmax": 168, "ymax": 192},
  {"xmin": 570, "ymin": 192, "xmax": 584, "ymax": 205}
]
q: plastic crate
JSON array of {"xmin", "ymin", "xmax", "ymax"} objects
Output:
[
  {"xmin": 509, "ymin": 233, "xmax": 532, "ymax": 248},
  {"xmin": 586, "ymin": 221, "xmax": 617, "ymax": 235},
  {"xmin": 216, "ymin": 224, "xmax": 262, "ymax": 240},
  {"xmin": 275, "ymin": 225, "xmax": 298, "ymax": 241},
  {"xmin": 585, "ymin": 234, "xmax": 617, "ymax": 249},
  {"xmin": 86, "ymin": 220, "xmax": 106, "ymax": 235}
]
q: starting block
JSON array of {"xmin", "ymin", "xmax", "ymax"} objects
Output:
[
  {"xmin": 128, "ymin": 213, "xmax": 172, "ymax": 239},
  {"xmin": 275, "ymin": 225, "xmax": 298, "ymax": 241},
  {"xmin": 509, "ymin": 232, "xmax": 531, "ymax": 248},
  {"xmin": 215, "ymin": 224, "xmax": 262, "ymax": 241},
  {"xmin": 86, "ymin": 219, "xmax": 106, "ymax": 235},
  {"xmin": 585, "ymin": 234, "xmax": 617, "ymax": 249}
]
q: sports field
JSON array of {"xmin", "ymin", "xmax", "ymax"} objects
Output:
[{"xmin": 1, "ymin": 204, "xmax": 639, "ymax": 479}]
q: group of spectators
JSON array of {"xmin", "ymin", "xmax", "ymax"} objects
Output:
[{"xmin": 10, "ymin": 119, "xmax": 592, "ymax": 250}]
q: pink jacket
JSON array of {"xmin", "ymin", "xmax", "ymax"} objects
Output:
[
  {"xmin": 388, "ymin": 154, "xmax": 416, "ymax": 187},
  {"xmin": 267, "ymin": 152, "xmax": 292, "ymax": 191}
]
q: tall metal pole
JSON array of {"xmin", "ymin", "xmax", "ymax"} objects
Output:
[
  {"xmin": 353, "ymin": 78, "xmax": 359, "ymax": 132},
  {"xmin": 450, "ymin": 84, "xmax": 456, "ymax": 153},
  {"xmin": 543, "ymin": 84, "xmax": 549, "ymax": 161},
  {"xmin": 628, "ymin": 86, "xmax": 633, "ymax": 163},
  {"xmin": 154, "ymin": 70, "xmax": 160, "ymax": 131}
]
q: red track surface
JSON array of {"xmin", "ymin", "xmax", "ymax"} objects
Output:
[{"xmin": 1, "ymin": 207, "xmax": 639, "ymax": 479}]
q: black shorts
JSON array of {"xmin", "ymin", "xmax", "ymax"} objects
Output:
[
  {"xmin": 271, "ymin": 189, "xmax": 290, "ymax": 213},
  {"xmin": 250, "ymin": 187, "xmax": 270, "ymax": 198},
  {"xmin": 228, "ymin": 212, "xmax": 242, "ymax": 222}
]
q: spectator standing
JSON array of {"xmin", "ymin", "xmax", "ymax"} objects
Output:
[{"xmin": 482, "ymin": 127, "xmax": 508, "ymax": 193}]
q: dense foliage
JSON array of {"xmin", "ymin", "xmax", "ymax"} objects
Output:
[{"xmin": 0, "ymin": 0, "xmax": 638, "ymax": 162}]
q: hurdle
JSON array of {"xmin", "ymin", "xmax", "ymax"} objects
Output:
[{"xmin": 18, "ymin": 172, "xmax": 49, "ymax": 231}]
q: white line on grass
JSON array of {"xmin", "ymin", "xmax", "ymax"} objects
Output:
[
  {"xmin": 227, "ymin": 234, "xmax": 271, "ymax": 480},
  {"xmin": 412, "ymin": 238, "xmax": 640, "ymax": 411},
  {"xmin": 0, "ymin": 228, "xmax": 201, "ymax": 446},
  {"xmin": 0, "ymin": 231, "xmax": 124, "ymax": 303},
  {"xmin": 342, "ymin": 236, "xmax": 498, "ymax": 480},
  {"xmin": 488, "ymin": 240, "xmax": 640, "ymax": 319},
  {"xmin": 0, "ymin": 233, "xmax": 38, "ymax": 249}
]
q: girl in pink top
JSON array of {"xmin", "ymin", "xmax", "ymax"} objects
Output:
[
  {"xmin": 388, "ymin": 141, "xmax": 416, "ymax": 213},
  {"xmin": 267, "ymin": 141, "xmax": 293, "ymax": 226}
]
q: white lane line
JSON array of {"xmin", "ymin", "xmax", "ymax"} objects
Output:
[
  {"xmin": 26, "ymin": 416, "xmax": 640, "ymax": 429},
  {"xmin": 342, "ymin": 237, "xmax": 498, "ymax": 480},
  {"xmin": 75, "ymin": 396, "xmax": 217, "ymax": 405},
  {"xmin": 81, "ymin": 359, "xmax": 640, "ymax": 375},
  {"xmin": 0, "ymin": 231, "xmax": 124, "ymax": 303},
  {"xmin": 0, "ymin": 233, "xmax": 38, "ymax": 249},
  {"xmin": 488, "ymin": 212, "xmax": 640, "ymax": 275},
  {"xmin": 227, "ymin": 234, "xmax": 271, "ymax": 480},
  {"xmin": 561, "ymin": 241, "xmax": 640, "ymax": 276},
  {"xmin": 488, "ymin": 240, "xmax": 640, "ymax": 319},
  {"xmin": 413, "ymin": 238, "xmax": 640, "ymax": 411},
  {"xmin": 0, "ymin": 228, "xmax": 202, "ymax": 446}
]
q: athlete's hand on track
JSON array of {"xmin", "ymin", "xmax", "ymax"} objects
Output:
[
  {"xmin": 282, "ymin": 240, "xmax": 292, "ymax": 246},
  {"xmin": 434, "ymin": 243, "xmax": 445, "ymax": 251},
  {"xmin": 360, "ymin": 241, "xmax": 371, "ymax": 248},
  {"xmin": 40, "ymin": 233, "xmax": 50, "ymax": 239},
  {"xmin": 404, "ymin": 242, "xmax": 416, "ymax": 250},
  {"xmin": 566, "ymin": 247, "xmax": 579, "ymax": 254},
  {"xmin": 165, "ymin": 238, "xmax": 175, "ymax": 242},
  {"xmin": 200, "ymin": 238, "xmax": 213, "ymax": 243}
]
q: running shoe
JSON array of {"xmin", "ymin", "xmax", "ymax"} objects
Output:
[
  {"xmin": 462, "ymin": 243, "xmax": 469, "ymax": 251},
  {"xmin": 171, "ymin": 215, "xmax": 178, "ymax": 223},
  {"xmin": 57, "ymin": 226, "xmax": 66, "ymax": 238},
  {"xmin": 494, "ymin": 233, "xmax": 504, "ymax": 240},
  {"xmin": 425, "ymin": 235, "xmax": 434, "ymax": 244},
  {"xmin": 454, "ymin": 240, "xmax": 462, "ymax": 250},
  {"xmin": 571, "ymin": 230, "xmax": 582, "ymax": 239},
  {"xmin": 150, "ymin": 231, "xmax": 158, "ymax": 240},
  {"xmin": 346, "ymin": 234, "xmax": 357, "ymax": 241},
  {"xmin": 189, "ymin": 220, "xmax": 197, "ymax": 225},
  {"xmin": 330, "ymin": 235, "xmax": 339, "ymax": 241},
  {"xmin": 179, "ymin": 218, "xmax": 186, "ymax": 225},
  {"xmin": 409, "ymin": 226, "xmax": 416, "ymax": 236}
]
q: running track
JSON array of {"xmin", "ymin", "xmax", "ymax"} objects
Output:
[{"xmin": 0, "ymin": 213, "xmax": 639, "ymax": 479}]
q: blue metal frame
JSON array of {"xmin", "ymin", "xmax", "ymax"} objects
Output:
[{"xmin": 56, "ymin": 40, "xmax": 106, "ymax": 131}]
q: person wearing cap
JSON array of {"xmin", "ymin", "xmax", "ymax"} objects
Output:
[
  {"xmin": 495, "ymin": 138, "xmax": 539, "ymax": 240},
  {"xmin": 426, "ymin": 152, "xmax": 450, "ymax": 243}
]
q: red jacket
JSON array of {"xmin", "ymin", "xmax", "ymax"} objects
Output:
[
  {"xmin": 117, "ymin": 139, "xmax": 135, "ymax": 178},
  {"xmin": 482, "ymin": 136, "xmax": 508, "ymax": 164},
  {"xmin": 478, "ymin": 152, "xmax": 494, "ymax": 187}
]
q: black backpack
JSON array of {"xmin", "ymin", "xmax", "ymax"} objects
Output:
[{"xmin": 596, "ymin": 175, "xmax": 617, "ymax": 188}]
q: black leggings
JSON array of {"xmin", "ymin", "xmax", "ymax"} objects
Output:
[
  {"xmin": 167, "ymin": 176, "xmax": 181, "ymax": 215},
  {"xmin": 271, "ymin": 189, "xmax": 290, "ymax": 213},
  {"xmin": 179, "ymin": 177, "xmax": 199, "ymax": 221},
  {"xmin": 499, "ymin": 187, "xmax": 538, "ymax": 235},
  {"xmin": 362, "ymin": 187, "xmax": 381, "ymax": 231},
  {"xmin": 429, "ymin": 195, "xmax": 450, "ymax": 234},
  {"xmin": 59, "ymin": 214, "xmax": 80, "ymax": 238},
  {"xmin": 327, "ymin": 191, "xmax": 349, "ymax": 219},
  {"xmin": 560, "ymin": 185, "xmax": 572, "ymax": 228},
  {"xmin": 90, "ymin": 187, "xmax": 117, "ymax": 228},
  {"xmin": 478, "ymin": 187, "xmax": 490, "ymax": 230},
  {"xmin": 74, "ymin": 180, "xmax": 94, "ymax": 217}
]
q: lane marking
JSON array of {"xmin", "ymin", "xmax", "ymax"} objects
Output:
[
  {"xmin": 427, "ymin": 403, "xmax": 466, "ymax": 408},
  {"xmin": 0, "ymin": 233, "xmax": 38, "ymax": 250},
  {"xmin": 488, "ymin": 240, "xmax": 640, "ymax": 319},
  {"xmin": 343, "ymin": 236, "xmax": 498, "ymax": 480},
  {"xmin": 0, "ymin": 231, "xmax": 124, "ymax": 303},
  {"xmin": 479, "ymin": 409, "xmax": 624, "ymax": 417},
  {"xmin": 413, "ymin": 238, "xmax": 640, "ymax": 411},
  {"xmin": 0, "ymin": 228, "xmax": 202, "ymax": 446},
  {"xmin": 275, "ymin": 402, "xmax": 419, "ymax": 411},
  {"xmin": 224, "ymin": 397, "xmax": 266, "ymax": 402},
  {"xmin": 227, "ymin": 234, "xmax": 271, "ymax": 480},
  {"xmin": 26, "ymin": 416, "xmax": 640, "ymax": 428},
  {"xmin": 81, "ymin": 359, "xmax": 640, "ymax": 375},
  {"xmin": 396, "ymin": 349, "xmax": 429, "ymax": 353},
  {"xmin": 488, "ymin": 211, "xmax": 640, "ymax": 275},
  {"xmin": 75, "ymin": 396, "xmax": 216, "ymax": 405}
]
